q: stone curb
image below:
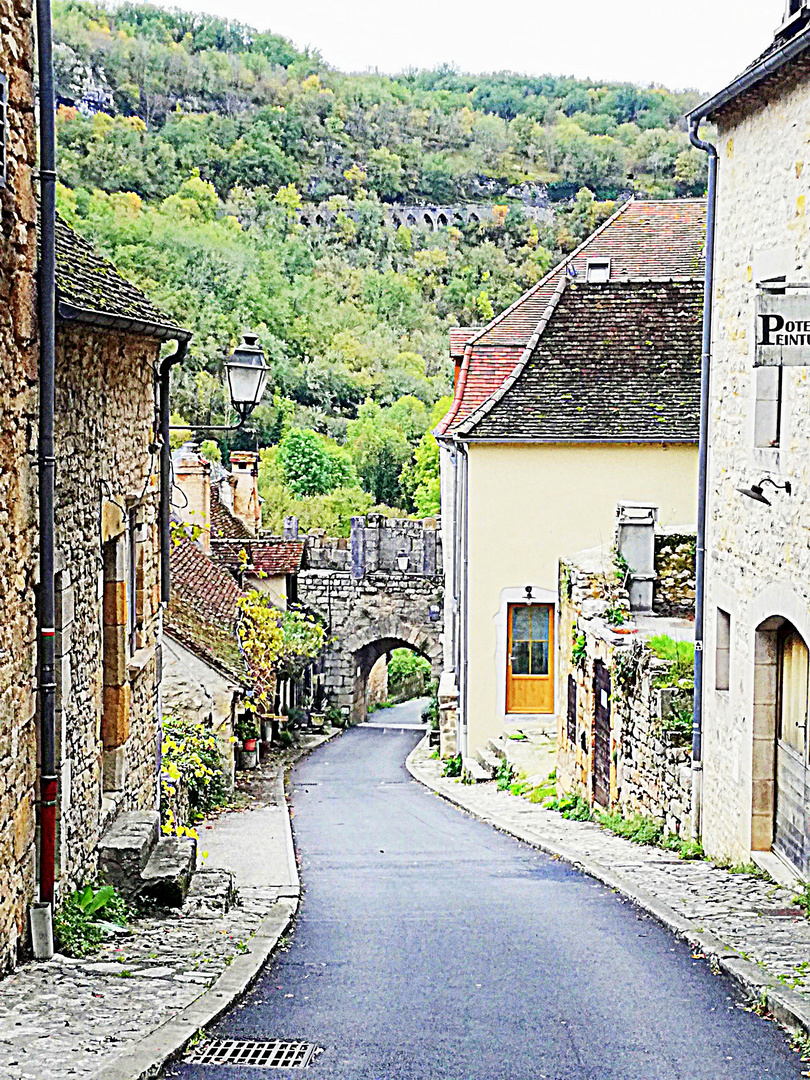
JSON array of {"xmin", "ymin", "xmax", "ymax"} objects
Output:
[
  {"xmin": 90, "ymin": 731, "xmax": 340, "ymax": 1080},
  {"xmin": 405, "ymin": 738, "xmax": 810, "ymax": 1043}
]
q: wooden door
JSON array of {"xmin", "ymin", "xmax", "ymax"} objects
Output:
[
  {"xmin": 506, "ymin": 604, "xmax": 554, "ymax": 714},
  {"xmin": 593, "ymin": 660, "xmax": 611, "ymax": 808},
  {"xmin": 774, "ymin": 627, "xmax": 810, "ymax": 876}
]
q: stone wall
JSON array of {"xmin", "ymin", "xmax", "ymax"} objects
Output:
[
  {"xmin": 54, "ymin": 326, "xmax": 163, "ymax": 893},
  {"xmin": 304, "ymin": 515, "xmax": 441, "ymax": 577},
  {"xmin": 698, "ymin": 62, "xmax": 810, "ymax": 863},
  {"xmin": 0, "ymin": 0, "xmax": 39, "ymax": 974},
  {"xmin": 653, "ymin": 532, "xmax": 696, "ymax": 618},
  {"xmin": 556, "ymin": 553, "xmax": 693, "ymax": 836}
]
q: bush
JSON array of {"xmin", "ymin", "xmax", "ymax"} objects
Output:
[
  {"xmin": 388, "ymin": 648, "xmax": 431, "ymax": 700},
  {"xmin": 442, "ymin": 753, "xmax": 462, "ymax": 777},
  {"xmin": 54, "ymin": 884, "xmax": 131, "ymax": 958},
  {"xmin": 162, "ymin": 716, "xmax": 231, "ymax": 825},
  {"xmin": 596, "ymin": 810, "xmax": 663, "ymax": 845},
  {"xmin": 552, "ymin": 793, "xmax": 593, "ymax": 821}
]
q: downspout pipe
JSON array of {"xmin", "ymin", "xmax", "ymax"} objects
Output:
[
  {"xmin": 688, "ymin": 117, "xmax": 718, "ymax": 840},
  {"xmin": 158, "ymin": 339, "xmax": 189, "ymax": 605},
  {"xmin": 36, "ymin": 0, "xmax": 58, "ymax": 909}
]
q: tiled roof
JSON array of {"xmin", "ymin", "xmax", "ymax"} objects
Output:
[
  {"xmin": 54, "ymin": 217, "xmax": 189, "ymax": 339},
  {"xmin": 210, "ymin": 484, "xmax": 252, "ymax": 541},
  {"xmin": 457, "ymin": 279, "xmax": 702, "ymax": 442},
  {"xmin": 436, "ymin": 199, "xmax": 706, "ymax": 435},
  {"xmin": 212, "ymin": 538, "xmax": 304, "ymax": 576},
  {"xmin": 450, "ymin": 327, "xmax": 483, "ymax": 359},
  {"xmin": 165, "ymin": 538, "xmax": 249, "ymax": 685}
]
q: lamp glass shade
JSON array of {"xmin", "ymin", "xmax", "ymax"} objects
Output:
[
  {"xmin": 225, "ymin": 332, "xmax": 269, "ymax": 419},
  {"xmin": 397, "ymin": 552, "xmax": 409, "ymax": 571}
]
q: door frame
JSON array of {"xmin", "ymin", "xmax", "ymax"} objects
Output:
[
  {"xmin": 494, "ymin": 586, "xmax": 557, "ymax": 724},
  {"xmin": 506, "ymin": 601, "xmax": 555, "ymax": 714}
]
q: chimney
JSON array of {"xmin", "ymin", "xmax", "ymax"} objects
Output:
[
  {"xmin": 172, "ymin": 442, "xmax": 211, "ymax": 553},
  {"xmin": 229, "ymin": 451, "xmax": 261, "ymax": 537},
  {"xmin": 615, "ymin": 502, "xmax": 658, "ymax": 614},
  {"xmin": 283, "ymin": 515, "xmax": 299, "ymax": 540}
]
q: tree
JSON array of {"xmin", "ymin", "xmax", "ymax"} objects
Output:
[
  {"xmin": 346, "ymin": 400, "xmax": 412, "ymax": 506},
  {"xmin": 277, "ymin": 427, "xmax": 356, "ymax": 497}
]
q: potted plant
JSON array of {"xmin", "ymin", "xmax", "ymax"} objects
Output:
[{"xmin": 234, "ymin": 714, "xmax": 260, "ymax": 768}]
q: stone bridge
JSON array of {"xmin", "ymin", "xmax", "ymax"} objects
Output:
[
  {"xmin": 295, "ymin": 515, "xmax": 444, "ymax": 724},
  {"xmin": 298, "ymin": 203, "xmax": 551, "ymax": 232}
]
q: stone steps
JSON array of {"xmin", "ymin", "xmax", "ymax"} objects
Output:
[
  {"xmin": 474, "ymin": 747, "xmax": 500, "ymax": 778},
  {"xmin": 486, "ymin": 737, "xmax": 508, "ymax": 760},
  {"xmin": 462, "ymin": 757, "xmax": 492, "ymax": 783},
  {"xmin": 98, "ymin": 810, "xmax": 196, "ymax": 906},
  {"xmin": 139, "ymin": 836, "xmax": 197, "ymax": 907}
]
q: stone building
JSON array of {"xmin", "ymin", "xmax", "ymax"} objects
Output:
[
  {"xmin": 163, "ymin": 538, "xmax": 250, "ymax": 787},
  {"xmin": 0, "ymin": 0, "xmax": 39, "ymax": 974},
  {"xmin": 436, "ymin": 200, "xmax": 705, "ymax": 765},
  {"xmin": 687, "ymin": 3, "xmax": 810, "ymax": 879},
  {"xmin": 1, "ymin": 114, "xmax": 190, "ymax": 972}
]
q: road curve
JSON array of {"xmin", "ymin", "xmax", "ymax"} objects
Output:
[{"xmin": 168, "ymin": 698, "xmax": 803, "ymax": 1080}]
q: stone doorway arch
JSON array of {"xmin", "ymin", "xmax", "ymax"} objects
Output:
[{"xmin": 346, "ymin": 621, "xmax": 442, "ymax": 724}]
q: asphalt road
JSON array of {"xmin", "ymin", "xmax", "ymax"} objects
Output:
[{"xmin": 168, "ymin": 698, "xmax": 804, "ymax": 1080}]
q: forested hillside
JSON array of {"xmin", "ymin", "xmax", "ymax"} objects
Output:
[{"xmin": 52, "ymin": 1, "xmax": 710, "ymax": 528}]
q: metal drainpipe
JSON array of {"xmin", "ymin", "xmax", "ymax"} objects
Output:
[
  {"xmin": 688, "ymin": 117, "xmax": 718, "ymax": 840},
  {"xmin": 35, "ymin": 0, "xmax": 58, "ymax": 909},
  {"xmin": 158, "ymin": 340, "xmax": 188, "ymax": 605}
]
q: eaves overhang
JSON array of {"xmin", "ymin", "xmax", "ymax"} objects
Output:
[
  {"xmin": 58, "ymin": 300, "xmax": 193, "ymax": 343},
  {"xmin": 687, "ymin": 25, "xmax": 810, "ymax": 123}
]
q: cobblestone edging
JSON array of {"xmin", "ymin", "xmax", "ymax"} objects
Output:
[
  {"xmin": 0, "ymin": 730, "xmax": 340, "ymax": 1080},
  {"xmin": 407, "ymin": 738, "xmax": 810, "ymax": 1042}
]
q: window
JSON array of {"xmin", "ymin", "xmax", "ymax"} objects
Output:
[
  {"xmin": 510, "ymin": 605, "xmax": 550, "ymax": 676},
  {"xmin": 716, "ymin": 608, "xmax": 730, "ymax": 691},
  {"xmin": 566, "ymin": 675, "xmax": 577, "ymax": 744},
  {"xmin": 754, "ymin": 366, "xmax": 783, "ymax": 447},
  {"xmin": 127, "ymin": 512, "xmax": 137, "ymax": 654},
  {"xmin": 778, "ymin": 625, "xmax": 809, "ymax": 756},
  {"xmin": 586, "ymin": 258, "xmax": 610, "ymax": 283},
  {"xmin": 0, "ymin": 72, "xmax": 7, "ymax": 190}
]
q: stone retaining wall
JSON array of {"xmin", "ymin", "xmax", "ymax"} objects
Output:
[{"xmin": 557, "ymin": 554, "xmax": 693, "ymax": 837}]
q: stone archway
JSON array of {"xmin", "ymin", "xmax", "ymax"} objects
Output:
[{"xmin": 345, "ymin": 618, "xmax": 442, "ymax": 724}]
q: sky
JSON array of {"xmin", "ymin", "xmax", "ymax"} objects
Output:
[{"xmin": 159, "ymin": 0, "xmax": 785, "ymax": 94}]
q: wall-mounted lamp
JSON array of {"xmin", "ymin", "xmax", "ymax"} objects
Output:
[
  {"xmin": 428, "ymin": 603, "xmax": 441, "ymax": 622},
  {"xmin": 524, "ymin": 585, "xmax": 534, "ymax": 600},
  {"xmin": 397, "ymin": 551, "xmax": 409, "ymax": 572},
  {"xmin": 736, "ymin": 477, "xmax": 792, "ymax": 506}
]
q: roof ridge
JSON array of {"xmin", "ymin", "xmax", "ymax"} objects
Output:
[{"xmin": 454, "ymin": 274, "xmax": 568, "ymax": 438}]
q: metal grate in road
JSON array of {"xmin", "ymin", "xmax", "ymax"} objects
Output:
[{"xmin": 185, "ymin": 1038, "xmax": 322, "ymax": 1068}]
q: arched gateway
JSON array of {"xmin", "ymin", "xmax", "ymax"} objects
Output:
[{"xmin": 296, "ymin": 515, "xmax": 443, "ymax": 724}]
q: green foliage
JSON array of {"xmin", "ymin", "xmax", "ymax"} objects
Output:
[
  {"xmin": 388, "ymin": 648, "xmax": 431, "ymax": 700},
  {"xmin": 233, "ymin": 713, "xmax": 260, "ymax": 742},
  {"xmin": 648, "ymin": 634, "xmax": 695, "ymax": 679},
  {"xmin": 571, "ymin": 630, "xmax": 587, "ymax": 667},
  {"xmin": 161, "ymin": 716, "xmax": 231, "ymax": 821},
  {"xmin": 54, "ymin": 883, "xmax": 132, "ymax": 958},
  {"xmin": 496, "ymin": 757, "xmax": 515, "ymax": 791},
  {"xmin": 660, "ymin": 834, "xmax": 705, "ymax": 860},
  {"xmin": 442, "ymin": 753, "xmax": 463, "ymax": 777},
  {"xmin": 277, "ymin": 427, "xmax": 355, "ymax": 496},
  {"xmin": 552, "ymin": 793, "xmax": 592, "ymax": 821},
  {"xmin": 648, "ymin": 634, "xmax": 695, "ymax": 734},
  {"xmin": 421, "ymin": 679, "xmax": 440, "ymax": 730},
  {"xmin": 596, "ymin": 811, "xmax": 663, "ymax": 845}
]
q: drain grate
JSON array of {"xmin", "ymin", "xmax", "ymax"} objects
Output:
[{"xmin": 185, "ymin": 1038, "xmax": 322, "ymax": 1069}]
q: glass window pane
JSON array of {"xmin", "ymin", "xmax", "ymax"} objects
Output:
[
  {"xmin": 512, "ymin": 607, "xmax": 531, "ymax": 640},
  {"xmin": 531, "ymin": 641, "xmax": 549, "ymax": 675},
  {"xmin": 531, "ymin": 607, "xmax": 549, "ymax": 643},
  {"xmin": 512, "ymin": 640, "xmax": 530, "ymax": 675}
]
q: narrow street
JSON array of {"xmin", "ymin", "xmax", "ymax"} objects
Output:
[{"xmin": 168, "ymin": 699, "xmax": 804, "ymax": 1080}]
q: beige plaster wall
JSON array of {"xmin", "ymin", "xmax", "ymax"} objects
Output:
[
  {"xmin": 700, "ymin": 70, "xmax": 810, "ymax": 864},
  {"xmin": 465, "ymin": 440, "xmax": 697, "ymax": 749}
]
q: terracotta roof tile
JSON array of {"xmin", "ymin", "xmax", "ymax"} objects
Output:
[
  {"xmin": 436, "ymin": 199, "xmax": 706, "ymax": 435},
  {"xmin": 212, "ymin": 538, "xmax": 304, "ymax": 575},
  {"xmin": 165, "ymin": 538, "xmax": 249, "ymax": 684},
  {"xmin": 210, "ymin": 484, "xmax": 252, "ymax": 541}
]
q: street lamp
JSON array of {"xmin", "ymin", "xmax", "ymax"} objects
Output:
[
  {"xmin": 170, "ymin": 331, "xmax": 269, "ymax": 432},
  {"xmin": 397, "ymin": 551, "xmax": 409, "ymax": 572},
  {"xmin": 225, "ymin": 332, "xmax": 269, "ymax": 423}
]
